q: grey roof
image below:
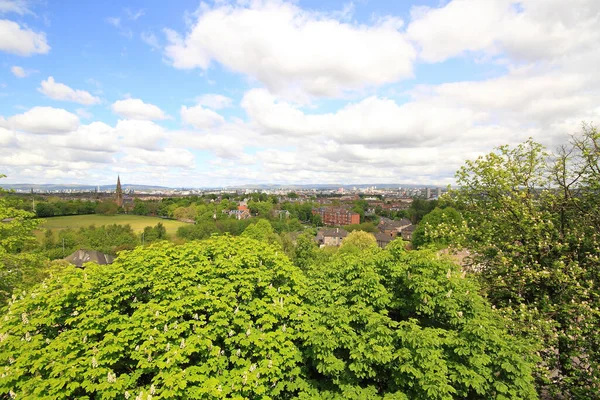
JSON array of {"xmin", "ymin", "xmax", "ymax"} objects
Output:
[
  {"xmin": 374, "ymin": 232, "xmax": 394, "ymax": 243},
  {"xmin": 65, "ymin": 249, "xmax": 115, "ymax": 268},
  {"xmin": 379, "ymin": 217, "xmax": 412, "ymax": 230},
  {"xmin": 317, "ymin": 227, "xmax": 348, "ymax": 238}
]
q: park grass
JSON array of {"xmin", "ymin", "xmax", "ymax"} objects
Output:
[{"xmin": 38, "ymin": 214, "xmax": 189, "ymax": 237}]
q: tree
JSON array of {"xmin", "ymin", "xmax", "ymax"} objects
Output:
[
  {"xmin": 241, "ymin": 219, "xmax": 280, "ymax": 247},
  {"xmin": 96, "ymin": 201, "xmax": 119, "ymax": 215},
  {"xmin": 0, "ymin": 237, "xmax": 307, "ymax": 398},
  {"xmin": 34, "ymin": 202, "xmax": 56, "ymax": 218},
  {"xmin": 300, "ymin": 241, "xmax": 538, "ymax": 399},
  {"xmin": 132, "ymin": 199, "xmax": 150, "ymax": 216},
  {"xmin": 340, "ymin": 230, "xmax": 377, "ymax": 251},
  {"xmin": 293, "ymin": 231, "xmax": 317, "ymax": 271},
  {"xmin": 0, "ymin": 176, "xmax": 48, "ymax": 307},
  {"xmin": 448, "ymin": 132, "xmax": 600, "ymax": 398},
  {"xmin": 411, "ymin": 207, "xmax": 464, "ymax": 249},
  {"xmin": 0, "ymin": 237, "xmax": 538, "ymax": 399}
]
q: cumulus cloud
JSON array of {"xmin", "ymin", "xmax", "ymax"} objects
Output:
[
  {"xmin": 11, "ymin": 65, "xmax": 27, "ymax": 77},
  {"xmin": 38, "ymin": 76, "xmax": 101, "ymax": 105},
  {"xmin": 241, "ymin": 88, "xmax": 480, "ymax": 146},
  {"xmin": 0, "ymin": 19, "xmax": 50, "ymax": 56},
  {"xmin": 111, "ymin": 98, "xmax": 167, "ymax": 120},
  {"xmin": 407, "ymin": 0, "xmax": 600, "ymax": 62},
  {"xmin": 115, "ymin": 119, "xmax": 166, "ymax": 150},
  {"xmin": 122, "ymin": 147, "xmax": 195, "ymax": 168},
  {"xmin": 5, "ymin": 106, "xmax": 79, "ymax": 134},
  {"xmin": 196, "ymin": 93, "xmax": 233, "ymax": 110},
  {"xmin": 49, "ymin": 122, "xmax": 119, "ymax": 153},
  {"xmin": 180, "ymin": 104, "xmax": 225, "ymax": 129},
  {"xmin": 164, "ymin": 0, "xmax": 415, "ymax": 97},
  {"xmin": 0, "ymin": 0, "xmax": 33, "ymax": 15}
]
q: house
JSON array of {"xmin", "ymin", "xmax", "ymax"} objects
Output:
[
  {"xmin": 401, "ymin": 225, "xmax": 416, "ymax": 241},
  {"xmin": 312, "ymin": 207, "xmax": 360, "ymax": 226},
  {"xmin": 316, "ymin": 227, "xmax": 348, "ymax": 247},
  {"xmin": 65, "ymin": 249, "xmax": 114, "ymax": 268},
  {"xmin": 374, "ymin": 232, "xmax": 394, "ymax": 249},
  {"xmin": 274, "ymin": 210, "xmax": 291, "ymax": 219},
  {"xmin": 378, "ymin": 217, "xmax": 412, "ymax": 238},
  {"xmin": 229, "ymin": 209, "xmax": 251, "ymax": 220}
]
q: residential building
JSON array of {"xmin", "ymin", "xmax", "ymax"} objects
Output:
[
  {"xmin": 375, "ymin": 232, "xmax": 394, "ymax": 249},
  {"xmin": 316, "ymin": 227, "xmax": 348, "ymax": 247},
  {"xmin": 312, "ymin": 207, "xmax": 360, "ymax": 226}
]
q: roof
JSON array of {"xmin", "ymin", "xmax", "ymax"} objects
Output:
[
  {"xmin": 374, "ymin": 232, "xmax": 394, "ymax": 243},
  {"xmin": 317, "ymin": 227, "xmax": 348, "ymax": 238},
  {"xmin": 65, "ymin": 249, "xmax": 115, "ymax": 268},
  {"xmin": 379, "ymin": 217, "xmax": 412, "ymax": 230}
]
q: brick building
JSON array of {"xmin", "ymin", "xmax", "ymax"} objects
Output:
[{"xmin": 312, "ymin": 207, "xmax": 360, "ymax": 226}]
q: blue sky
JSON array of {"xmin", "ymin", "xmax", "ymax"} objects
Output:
[{"xmin": 1, "ymin": 0, "xmax": 599, "ymax": 187}]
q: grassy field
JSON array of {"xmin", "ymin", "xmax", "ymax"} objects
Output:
[{"xmin": 38, "ymin": 215, "xmax": 189, "ymax": 236}]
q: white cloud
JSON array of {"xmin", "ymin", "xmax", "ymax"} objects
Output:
[
  {"xmin": 407, "ymin": 0, "xmax": 600, "ymax": 63},
  {"xmin": 195, "ymin": 93, "xmax": 232, "ymax": 110},
  {"xmin": 76, "ymin": 108, "xmax": 93, "ymax": 119},
  {"xmin": 114, "ymin": 119, "xmax": 166, "ymax": 150},
  {"xmin": 111, "ymin": 98, "xmax": 167, "ymax": 120},
  {"xmin": 125, "ymin": 8, "xmax": 145, "ymax": 21},
  {"xmin": 0, "ymin": 19, "xmax": 49, "ymax": 56},
  {"xmin": 38, "ymin": 76, "xmax": 101, "ymax": 105},
  {"xmin": 242, "ymin": 88, "xmax": 480, "ymax": 146},
  {"xmin": 164, "ymin": 0, "xmax": 416, "ymax": 97},
  {"xmin": 49, "ymin": 122, "xmax": 118, "ymax": 153},
  {"xmin": 106, "ymin": 16, "xmax": 120, "ymax": 27},
  {"xmin": 122, "ymin": 147, "xmax": 195, "ymax": 168},
  {"xmin": 6, "ymin": 106, "xmax": 79, "ymax": 134},
  {"xmin": 141, "ymin": 31, "xmax": 160, "ymax": 50},
  {"xmin": 180, "ymin": 104, "xmax": 224, "ymax": 129},
  {"xmin": 0, "ymin": 0, "xmax": 32, "ymax": 15},
  {"xmin": 10, "ymin": 65, "xmax": 26, "ymax": 77}
]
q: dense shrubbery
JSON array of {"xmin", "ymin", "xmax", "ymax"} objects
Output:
[{"xmin": 0, "ymin": 236, "xmax": 538, "ymax": 399}]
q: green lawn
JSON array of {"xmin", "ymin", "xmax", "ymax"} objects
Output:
[{"xmin": 38, "ymin": 214, "xmax": 189, "ymax": 236}]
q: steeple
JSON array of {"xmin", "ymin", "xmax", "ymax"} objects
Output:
[{"xmin": 115, "ymin": 175, "xmax": 123, "ymax": 207}]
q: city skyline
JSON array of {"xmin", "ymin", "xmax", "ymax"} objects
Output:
[{"xmin": 1, "ymin": 0, "xmax": 599, "ymax": 186}]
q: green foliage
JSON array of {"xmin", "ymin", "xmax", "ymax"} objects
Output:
[
  {"xmin": 411, "ymin": 207, "xmax": 464, "ymax": 249},
  {"xmin": 293, "ymin": 231, "xmax": 318, "ymax": 271},
  {"xmin": 449, "ymin": 129, "xmax": 600, "ymax": 397},
  {"xmin": 0, "ymin": 179, "xmax": 49, "ymax": 308},
  {"xmin": 301, "ymin": 244, "xmax": 538, "ymax": 399},
  {"xmin": 0, "ymin": 235, "xmax": 538, "ymax": 399},
  {"xmin": 0, "ymin": 237, "xmax": 307, "ymax": 399},
  {"xmin": 407, "ymin": 199, "xmax": 438, "ymax": 224},
  {"xmin": 340, "ymin": 230, "xmax": 378, "ymax": 251},
  {"xmin": 96, "ymin": 201, "xmax": 119, "ymax": 216},
  {"xmin": 343, "ymin": 222, "xmax": 377, "ymax": 233},
  {"xmin": 142, "ymin": 223, "xmax": 168, "ymax": 244},
  {"xmin": 242, "ymin": 219, "xmax": 281, "ymax": 248}
]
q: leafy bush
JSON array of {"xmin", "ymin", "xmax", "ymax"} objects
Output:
[
  {"xmin": 1, "ymin": 237, "xmax": 538, "ymax": 399},
  {"xmin": 0, "ymin": 237, "xmax": 306, "ymax": 398}
]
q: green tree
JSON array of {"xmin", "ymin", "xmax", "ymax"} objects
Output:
[
  {"xmin": 300, "ymin": 241, "xmax": 538, "ymax": 399},
  {"xmin": 96, "ymin": 201, "xmax": 119, "ymax": 215},
  {"xmin": 411, "ymin": 207, "xmax": 464, "ymax": 249},
  {"xmin": 241, "ymin": 219, "xmax": 280, "ymax": 247},
  {"xmin": 34, "ymin": 202, "xmax": 56, "ymax": 218},
  {"xmin": 0, "ymin": 176, "xmax": 49, "ymax": 307},
  {"xmin": 0, "ymin": 237, "xmax": 306, "ymax": 398},
  {"xmin": 449, "ymin": 132, "xmax": 600, "ymax": 397},
  {"xmin": 340, "ymin": 230, "xmax": 377, "ymax": 251}
]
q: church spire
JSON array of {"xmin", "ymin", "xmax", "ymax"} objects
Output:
[{"xmin": 115, "ymin": 175, "xmax": 123, "ymax": 207}]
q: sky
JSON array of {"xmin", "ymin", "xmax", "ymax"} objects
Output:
[{"xmin": 0, "ymin": 0, "xmax": 599, "ymax": 187}]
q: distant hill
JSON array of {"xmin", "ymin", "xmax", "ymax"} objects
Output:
[{"xmin": 0, "ymin": 182, "xmax": 441, "ymax": 191}]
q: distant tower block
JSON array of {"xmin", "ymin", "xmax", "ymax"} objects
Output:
[
  {"xmin": 115, "ymin": 176, "xmax": 123, "ymax": 207},
  {"xmin": 437, "ymin": 187, "xmax": 442, "ymax": 197},
  {"xmin": 426, "ymin": 188, "xmax": 431, "ymax": 199}
]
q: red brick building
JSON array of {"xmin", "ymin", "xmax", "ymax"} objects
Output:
[{"xmin": 312, "ymin": 207, "xmax": 360, "ymax": 226}]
